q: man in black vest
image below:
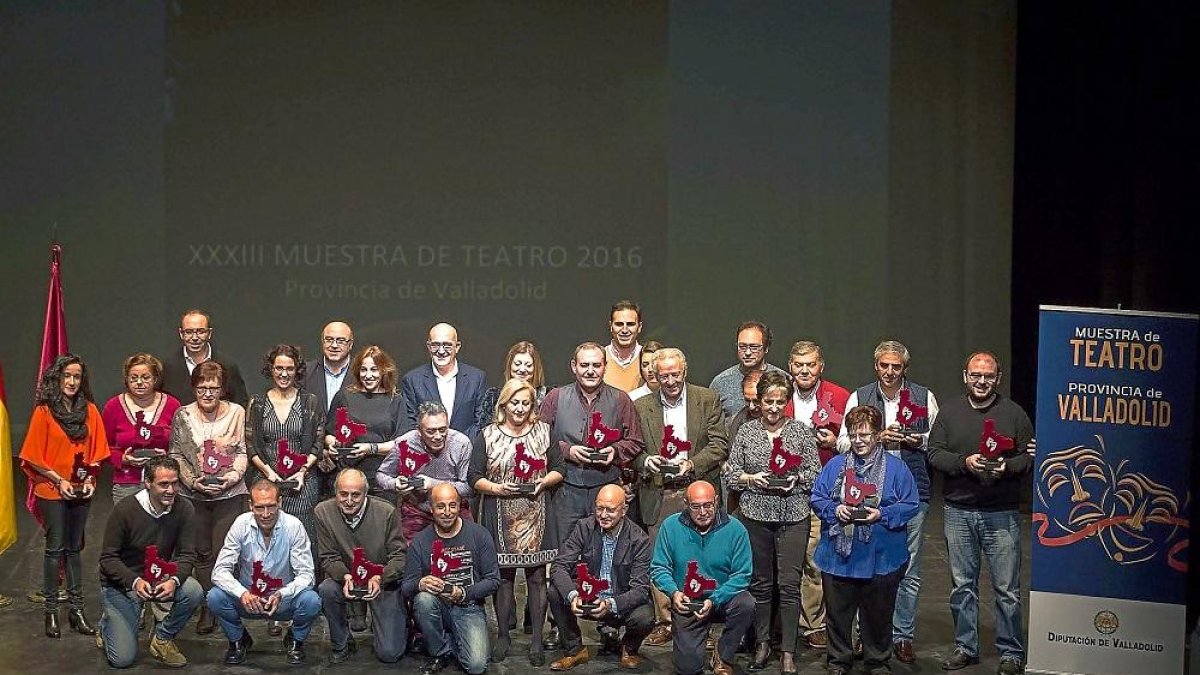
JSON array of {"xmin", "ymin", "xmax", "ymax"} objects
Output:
[
  {"xmin": 539, "ymin": 342, "xmax": 645, "ymax": 549},
  {"xmin": 160, "ymin": 308, "xmax": 248, "ymax": 406},
  {"xmin": 548, "ymin": 484, "xmax": 654, "ymax": 671},
  {"xmin": 837, "ymin": 340, "xmax": 939, "ymax": 662}
]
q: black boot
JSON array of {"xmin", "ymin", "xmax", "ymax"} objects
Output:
[
  {"xmin": 69, "ymin": 609, "xmax": 97, "ymax": 636},
  {"xmin": 44, "ymin": 611, "xmax": 60, "ymax": 639}
]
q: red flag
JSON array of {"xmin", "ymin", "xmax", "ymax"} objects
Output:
[{"xmin": 36, "ymin": 243, "xmax": 69, "ymax": 395}]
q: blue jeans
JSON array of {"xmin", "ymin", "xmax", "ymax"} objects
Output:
[
  {"xmin": 205, "ymin": 586, "xmax": 322, "ymax": 642},
  {"xmin": 412, "ymin": 591, "xmax": 489, "ymax": 675},
  {"xmin": 892, "ymin": 501, "xmax": 928, "ymax": 641},
  {"xmin": 99, "ymin": 578, "xmax": 204, "ymax": 668},
  {"xmin": 944, "ymin": 505, "xmax": 1024, "ymax": 661}
]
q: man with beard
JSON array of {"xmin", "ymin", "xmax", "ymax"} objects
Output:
[
  {"xmin": 709, "ymin": 321, "xmax": 786, "ymax": 419},
  {"xmin": 604, "ymin": 300, "xmax": 646, "ymax": 392},
  {"xmin": 927, "ymin": 352, "xmax": 1033, "ymax": 675},
  {"xmin": 98, "ymin": 456, "xmax": 201, "ymax": 668},
  {"xmin": 402, "ymin": 323, "xmax": 488, "ymax": 440},
  {"xmin": 403, "ymin": 483, "xmax": 500, "ymax": 675},
  {"xmin": 160, "ymin": 309, "xmax": 248, "ymax": 406},
  {"xmin": 315, "ymin": 468, "xmax": 407, "ymax": 664}
]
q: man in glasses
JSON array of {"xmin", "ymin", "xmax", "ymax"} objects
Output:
[
  {"xmin": 548, "ymin": 484, "xmax": 654, "ymax": 671},
  {"xmin": 709, "ymin": 321, "xmax": 786, "ymax": 419},
  {"xmin": 304, "ymin": 321, "xmax": 354, "ymax": 414},
  {"xmin": 927, "ymin": 352, "xmax": 1034, "ymax": 675},
  {"xmin": 402, "ymin": 323, "xmax": 487, "ymax": 440},
  {"xmin": 161, "ymin": 308, "xmax": 248, "ymax": 406},
  {"xmin": 649, "ymin": 481, "xmax": 752, "ymax": 675}
]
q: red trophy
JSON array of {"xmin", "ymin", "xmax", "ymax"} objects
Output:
[
  {"xmin": 275, "ymin": 439, "xmax": 307, "ymax": 492},
  {"xmin": 842, "ymin": 463, "xmax": 879, "ymax": 522},
  {"xmin": 659, "ymin": 424, "xmax": 691, "ymax": 477},
  {"xmin": 512, "ymin": 442, "xmax": 545, "ymax": 495},
  {"xmin": 142, "ymin": 545, "xmax": 178, "ymax": 590},
  {"xmin": 348, "ymin": 546, "xmax": 385, "ymax": 599},
  {"xmin": 977, "ymin": 418, "xmax": 1014, "ymax": 476},
  {"xmin": 889, "ymin": 389, "xmax": 929, "ymax": 450},
  {"xmin": 765, "ymin": 436, "xmax": 803, "ymax": 489},
  {"xmin": 430, "ymin": 538, "xmax": 463, "ymax": 580},
  {"xmin": 681, "ymin": 561, "xmax": 716, "ymax": 614},
  {"xmin": 584, "ymin": 411, "xmax": 621, "ymax": 462},
  {"xmin": 69, "ymin": 453, "xmax": 97, "ymax": 491},
  {"xmin": 810, "ymin": 390, "xmax": 844, "ymax": 433},
  {"xmin": 331, "ymin": 407, "xmax": 368, "ymax": 458},
  {"xmin": 130, "ymin": 411, "xmax": 162, "ymax": 459},
  {"xmin": 199, "ymin": 439, "xmax": 235, "ymax": 487},
  {"xmin": 250, "ymin": 560, "xmax": 283, "ymax": 598},
  {"xmin": 574, "ymin": 562, "xmax": 610, "ymax": 614},
  {"xmin": 395, "ymin": 440, "xmax": 431, "ymax": 491}
]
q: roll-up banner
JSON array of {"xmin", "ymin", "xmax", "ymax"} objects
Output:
[{"xmin": 1029, "ymin": 305, "xmax": 1197, "ymax": 675}]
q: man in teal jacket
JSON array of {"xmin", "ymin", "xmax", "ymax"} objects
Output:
[{"xmin": 650, "ymin": 481, "xmax": 752, "ymax": 675}]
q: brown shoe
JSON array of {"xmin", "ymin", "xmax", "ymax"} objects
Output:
[
  {"xmin": 894, "ymin": 639, "xmax": 915, "ymax": 663},
  {"xmin": 619, "ymin": 645, "xmax": 643, "ymax": 670},
  {"xmin": 550, "ymin": 647, "xmax": 590, "ymax": 671},
  {"xmin": 644, "ymin": 625, "xmax": 672, "ymax": 647},
  {"xmin": 805, "ymin": 629, "xmax": 827, "ymax": 649},
  {"xmin": 712, "ymin": 654, "xmax": 735, "ymax": 675},
  {"xmin": 706, "ymin": 630, "xmax": 716, "ymax": 652}
]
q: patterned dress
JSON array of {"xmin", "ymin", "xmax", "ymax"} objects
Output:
[
  {"xmin": 468, "ymin": 421, "xmax": 563, "ymax": 567},
  {"xmin": 246, "ymin": 391, "xmax": 324, "ymax": 537}
]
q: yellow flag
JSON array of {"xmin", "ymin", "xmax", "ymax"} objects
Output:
[{"xmin": 0, "ymin": 363, "xmax": 17, "ymax": 553}]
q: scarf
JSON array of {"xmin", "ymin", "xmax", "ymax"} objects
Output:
[
  {"xmin": 830, "ymin": 444, "xmax": 887, "ymax": 559},
  {"xmin": 49, "ymin": 396, "xmax": 90, "ymax": 442}
]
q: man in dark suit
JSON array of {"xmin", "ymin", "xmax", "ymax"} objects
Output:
[
  {"xmin": 548, "ymin": 484, "xmax": 654, "ymax": 671},
  {"xmin": 160, "ymin": 309, "xmax": 248, "ymax": 407},
  {"xmin": 632, "ymin": 347, "xmax": 728, "ymax": 647},
  {"xmin": 401, "ymin": 323, "xmax": 487, "ymax": 441},
  {"xmin": 302, "ymin": 321, "xmax": 355, "ymax": 414}
]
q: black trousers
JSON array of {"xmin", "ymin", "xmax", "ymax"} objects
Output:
[
  {"xmin": 744, "ymin": 516, "xmax": 809, "ymax": 650},
  {"xmin": 822, "ymin": 564, "xmax": 906, "ymax": 672},
  {"xmin": 548, "ymin": 584, "xmax": 654, "ymax": 653},
  {"xmin": 673, "ymin": 591, "xmax": 754, "ymax": 675},
  {"xmin": 39, "ymin": 497, "xmax": 90, "ymax": 612}
]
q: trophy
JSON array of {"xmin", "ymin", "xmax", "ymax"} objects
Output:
[
  {"xmin": 765, "ymin": 436, "xmax": 803, "ymax": 489},
  {"xmin": 842, "ymin": 464, "xmax": 879, "ymax": 523},
  {"xmin": 142, "ymin": 545, "xmax": 178, "ymax": 591},
  {"xmin": 69, "ymin": 453, "xmax": 98, "ymax": 491},
  {"xmin": 430, "ymin": 538, "xmax": 462, "ymax": 580},
  {"xmin": 199, "ymin": 439, "xmax": 234, "ymax": 487},
  {"xmin": 394, "ymin": 440, "xmax": 431, "ymax": 491},
  {"xmin": 977, "ymin": 418, "xmax": 1013, "ymax": 479},
  {"xmin": 511, "ymin": 442, "xmax": 545, "ymax": 495},
  {"xmin": 331, "ymin": 407, "xmax": 367, "ymax": 459},
  {"xmin": 658, "ymin": 424, "xmax": 691, "ymax": 477},
  {"xmin": 584, "ymin": 412, "xmax": 621, "ymax": 463},
  {"xmin": 348, "ymin": 546, "xmax": 385, "ymax": 599},
  {"xmin": 888, "ymin": 390, "xmax": 928, "ymax": 451},
  {"xmin": 129, "ymin": 411, "xmax": 164, "ymax": 459},
  {"xmin": 275, "ymin": 439, "xmax": 307, "ymax": 492},
  {"xmin": 681, "ymin": 561, "xmax": 716, "ymax": 614},
  {"xmin": 810, "ymin": 390, "xmax": 844, "ymax": 435},
  {"xmin": 574, "ymin": 562, "xmax": 610, "ymax": 615},
  {"xmin": 250, "ymin": 560, "xmax": 283, "ymax": 598}
]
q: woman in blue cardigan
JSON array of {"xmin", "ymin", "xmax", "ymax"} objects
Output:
[{"xmin": 811, "ymin": 405, "xmax": 918, "ymax": 675}]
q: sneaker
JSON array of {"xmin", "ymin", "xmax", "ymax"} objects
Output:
[
  {"xmin": 941, "ymin": 648, "xmax": 979, "ymax": 671},
  {"xmin": 997, "ymin": 657, "xmax": 1025, "ymax": 675},
  {"xmin": 0, "ymin": 594, "xmax": 13, "ymax": 608},
  {"xmin": 150, "ymin": 634, "xmax": 188, "ymax": 668}
]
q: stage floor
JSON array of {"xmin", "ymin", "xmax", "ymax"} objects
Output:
[{"xmin": 0, "ymin": 470, "xmax": 1030, "ymax": 674}]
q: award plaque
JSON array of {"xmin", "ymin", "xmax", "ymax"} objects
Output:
[
  {"xmin": 142, "ymin": 545, "xmax": 178, "ymax": 589},
  {"xmin": 585, "ymin": 412, "xmax": 621, "ymax": 462},
  {"xmin": 395, "ymin": 440, "xmax": 431, "ymax": 491},
  {"xmin": 659, "ymin": 424, "xmax": 691, "ymax": 477},
  {"xmin": 69, "ymin": 453, "xmax": 98, "ymax": 491},
  {"xmin": 199, "ymin": 439, "xmax": 234, "ymax": 487},
  {"xmin": 765, "ymin": 436, "xmax": 802, "ymax": 489},
  {"xmin": 511, "ymin": 442, "xmax": 545, "ymax": 495},
  {"xmin": 888, "ymin": 389, "xmax": 929, "ymax": 450},
  {"xmin": 430, "ymin": 538, "xmax": 462, "ymax": 579},
  {"xmin": 332, "ymin": 407, "xmax": 368, "ymax": 458},
  {"xmin": 348, "ymin": 546, "xmax": 385, "ymax": 600},
  {"xmin": 575, "ymin": 563, "xmax": 610, "ymax": 615},
  {"xmin": 275, "ymin": 439, "xmax": 306, "ymax": 492},
  {"xmin": 842, "ymin": 463, "xmax": 879, "ymax": 523},
  {"xmin": 250, "ymin": 560, "xmax": 284, "ymax": 598},
  {"xmin": 810, "ymin": 390, "xmax": 844, "ymax": 434},
  {"xmin": 681, "ymin": 561, "xmax": 716, "ymax": 614},
  {"xmin": 130, "ymin": 411, "xmax": 166, "ymax": 459},
  {"xmin": 977, "ymin": 418, "xmax": 1013, "ymax": 476}
]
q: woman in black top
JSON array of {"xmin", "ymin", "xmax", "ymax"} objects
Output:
[{"xmin": 324, "ymin": 345, "xmax": 408, "ymax": 497}]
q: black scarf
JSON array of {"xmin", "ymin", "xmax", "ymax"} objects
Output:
[{"xmin": 49, "ymin": 396, "xmax": 89, "ymax": 441}]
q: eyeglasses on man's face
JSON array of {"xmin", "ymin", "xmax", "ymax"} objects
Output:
[
  {"xmin": 180, "ymin": 328, "xmax": 211, "ymax": 338},
  {"xmin": 322, "ymin": 337, "xmax": 351, "ymax": 347},
  {"xmin": 965, "ymin": 373, "xmax": 998, "ymax": 383},
  {"xmin": 687, "ymin": 501, "xmax": 717, "ymax": 513},
  {"xmin": 737, "ymin": 343, "xmax": 764, "ymax": 354}
]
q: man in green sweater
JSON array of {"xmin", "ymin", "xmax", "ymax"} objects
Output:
[{"xmin": 650, "ymin": 481, "xmax": 752, "ymax": 675}]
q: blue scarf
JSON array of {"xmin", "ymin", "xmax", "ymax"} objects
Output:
[{"xmin": 830, "ymin": 445, "xmax": 887, "ymax": 559}]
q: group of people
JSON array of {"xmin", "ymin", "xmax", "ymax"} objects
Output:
[{"xmin": 16, "ymin": 302, "xmax": 1034, "ymax": 675}]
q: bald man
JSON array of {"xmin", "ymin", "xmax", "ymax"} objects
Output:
[
  {"xmin": 314, "ymin": 469, "xmax": 407, "ymax": 664},
  {"xmin": 402, "ymin": 323, "xmax": 488, "ymax": 440},
  {"xmin": 548, "ymin": 485, "xmax": 654, "ymax": 671},
  {"xmin": 304, "ymin": 321, "xmax": 355, "ymax": 414},
  {"xmin": 402, "ymin": 483, "xmax": 499, "ymax": 675},
  {"xmin": 650, "ymin": 481, "xmax": 753, "ymax": 675}
]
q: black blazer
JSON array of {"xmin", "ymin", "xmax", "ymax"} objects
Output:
[
  {"xmin": 550, "ymin": 516, "xmax": 652, "ymax": 614},
  {"xmin": 302, "ymin": 359, "xmax": 349, "ymax": 414},
  {"xmin": 400, "ymin": 361, "xmax": 487, "ymax": 440},
  {"xmin": 160, "ymin": 346, "xmax": 248, "ymax": 408}
]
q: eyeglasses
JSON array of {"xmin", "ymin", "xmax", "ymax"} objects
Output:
[
  {"xmin": 427, "ymin": 341, "xmax": 457, "ymax": 353},
  {"xmin": 687, "ymin": 501, "xmax": 717, "ymax": 513},
  {"xmin": 180, "ymin": 328, "xmax": 211, "ymax": 338},
  {"xmin": 194, "ymin": 386, "xmax": 222, "ymax": 396},
  {"xmin": 322, "ymin": 337, "xmax": 351, "ymax": 346},
  {"xmin": 965, "ymin": 373, "xmax": 998, "ymax": 383},
  {"xmin": 848, "ymin": 433, "xmax": 876, "ymax": 442},
  {"xmin": 595, "ymin": 505, "xmax": 624, "ymax": 515},
  {"xmin": 127, "ymin": 374, "xmax": 155, "ymax": 384},
  {"xmin": 272, "ymin": 366, "xmax": 296, "ymax": 374},
  {"xmin": 737, "ymin": 343, "xmax": 764, "ymax": 354}
]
